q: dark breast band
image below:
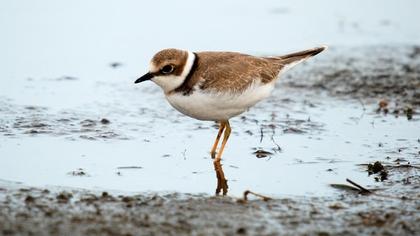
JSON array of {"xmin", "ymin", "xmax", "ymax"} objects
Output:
[{"xmin": 173, "ymin": 52, "xmax": 199, "ymax": 96}]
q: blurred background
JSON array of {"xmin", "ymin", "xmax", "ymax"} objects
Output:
[{"xmin": 1, "ymin": 0, "xmax": 419, "ymax": 82}]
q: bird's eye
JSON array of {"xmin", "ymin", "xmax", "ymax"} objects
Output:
[{"xmin": 161, "ymin": 65, "xmax": 174, "ymax": 74}]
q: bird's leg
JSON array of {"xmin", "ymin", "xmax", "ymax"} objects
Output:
[
  {"xmin": 214, "ymin": 120, "xmax": 231, "ymax": 195},
  {"xmin": 210, "ymin": 122, "xmax": 226, "ymax": 159}
]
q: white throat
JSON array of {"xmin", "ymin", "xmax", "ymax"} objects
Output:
[{"xmin": 151, "ymin": 51, "xmax": 195, "ymax": 93}]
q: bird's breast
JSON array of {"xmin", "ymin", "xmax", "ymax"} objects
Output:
[{"xmin": 165, "ymin": 81, "xmax": 275, "ymax": 121}]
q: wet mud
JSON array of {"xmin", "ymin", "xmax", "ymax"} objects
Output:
[
  {"xmin": 1, "ymin": 163, "xmax": 419, "ymax": 236},
  {"xmin": 0, "ymin": 102, "xmax": 125, "ymax": 140},
  {"xmin": 284, "ymin": 45, "xmax": 420, "ymax": 109}
]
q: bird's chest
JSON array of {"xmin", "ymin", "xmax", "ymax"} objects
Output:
[
  {"xmin": 165, "ymin": 83, "xmax": 274, "ymax": 121},
  {"xmin": 165, "ymin": 90, "xmax": 232, "ymax": 121}
]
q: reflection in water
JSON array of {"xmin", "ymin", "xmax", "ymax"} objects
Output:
[
  {"xmin": 211, "ymin": 121, "xmax": 231, "ymax": 195},
  {"xmin": 214, "ymin": 161, "xmax": 228, "ymax": 195},
  {"xmin": 210, "ymin": 121, "xmax": 231, "ymax": 195}
]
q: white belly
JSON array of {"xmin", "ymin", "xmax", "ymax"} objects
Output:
[{"xmin": 166, "ymin": 82, "xmax": 275, "ymax": 121}]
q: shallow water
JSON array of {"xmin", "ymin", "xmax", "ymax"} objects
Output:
[
  {"xmin": 1, "ymin": 0, "xmax": 419, "ymax": 197},
  {"xmin": 0, "ymin": 76, "xmax": 418, "ymax": 196}
]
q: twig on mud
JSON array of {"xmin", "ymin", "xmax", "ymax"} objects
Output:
[
  {"xmin": 241, "ymin": 190, "xmax": 272, "ymax": 202},
  {"xmin": 332, "ymin": 178, "xmax": 420, "ymax": 201},
  {"xmin": 271, "ymin": 137, "xmax": 282, "ymax": 153},
  {"xmin": 270, "ymin": 125, "xmax": 282, "ymax": 153},
  {"xmin": 346, "ymin": 178, "xmax": 372, "ymax": 194},
  {"xmin": 386, "ymin": 164, "xmax": 420, "ymax": 169}
]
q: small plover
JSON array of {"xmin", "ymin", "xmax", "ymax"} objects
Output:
[{"xmin": 135, "ymin": 46, "xmax": 327, "ymax": 195}]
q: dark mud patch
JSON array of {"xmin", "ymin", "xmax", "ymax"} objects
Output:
[
  {"xmin": 68, "ymin": 168, "xmax": 89, "ymax": 177},
  {"xmin": 109, "ymin": 62, "xmax": 123, "ymax": 69},
  {"xmin": 54, "ymin": 76, "xmax": 79, "ymax": 81},
  {"xmin": 367, "ymin": 161, "xmax": 389, "ymax": 181},
  {"xmin": 252, "ymin": 149, "xmax": 274, "ymax": 158},
  {"xmin": 100, "ymin": 118, "xmax": 111, "ymax": 125},
  {"xmin": 117, "ymin": 166, "xmax": 143, "ymax": 170},
  {"xmin": 283, "ymin": 45, "xmax": 420, "ymax": 109},
  {"xmin": 0, "ymin": 101, "xmax": 127, "ymax": 140}
]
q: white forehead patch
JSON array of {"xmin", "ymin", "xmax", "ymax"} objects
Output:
[{"xmin": 149, "ymin": 60, "xmax": 159, "ymax": 73}]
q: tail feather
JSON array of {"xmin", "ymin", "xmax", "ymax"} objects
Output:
[{"xmin": 265, "ymin": 45, "xmax": 327, "ymax": 72}]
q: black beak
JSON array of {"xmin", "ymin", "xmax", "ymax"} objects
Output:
[{"xmin": 134, "ymin": 72, "xmax": 154, "ymax": 84}]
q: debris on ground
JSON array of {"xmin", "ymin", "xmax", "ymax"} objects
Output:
[{"xmin": 367, "ymin": 161, "xmax": 389, "ymax": 181}]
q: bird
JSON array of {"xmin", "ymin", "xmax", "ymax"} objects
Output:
[{"xmin": 135, "ymin": 46, "xmax": 327, "ymax": 195}]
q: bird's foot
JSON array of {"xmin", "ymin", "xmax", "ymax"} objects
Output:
[{"xmin": 214, "ymin": 161, "xmax": 228, "ymax": 195}]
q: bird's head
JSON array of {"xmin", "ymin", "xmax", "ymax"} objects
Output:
[{"xmin": 135, "ymin": 48, "xmax": 195, "ymax": 93}]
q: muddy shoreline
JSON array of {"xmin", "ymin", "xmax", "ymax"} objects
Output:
[
  {"xmin": 1, "ymin": 163, "xmax": 419, "ymax": 236},
  {"xmin": 1, "ymin": 45, "xmax": 420, "ymax": 235},
  {"xmin": 283, "ymin": 45, "xmax": 420, "ymax": 108}
]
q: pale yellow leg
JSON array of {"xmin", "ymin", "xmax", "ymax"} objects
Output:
[
  {"xmin": 210, "ymin": 122, "xmax": 226, "ymax": 159},
  {"xmin": 214, "ymin": 120, "xmax": 231, "ymax": 195}
]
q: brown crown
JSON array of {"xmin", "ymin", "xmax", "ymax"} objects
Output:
[{"xmin": 151, "ymin": 48, "xmax": 188, "ymax": 76}]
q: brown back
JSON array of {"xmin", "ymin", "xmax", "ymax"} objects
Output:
[
  {"xmin": 176, "ymin": 52, "xmax": 281, "ymax": 94},
  {"xmin": 173, "ymin": 46, "xmax": 326, "ymax": 94}
]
